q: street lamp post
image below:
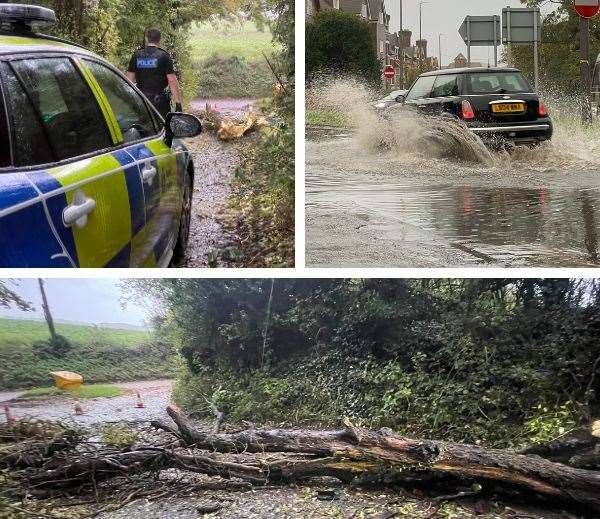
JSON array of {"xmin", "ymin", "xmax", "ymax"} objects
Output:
[
  {"xmin": 438, "ymin": 33, "xmax": 442, "ymax": 69},
  {"xmin": 399, "ymin": 0, "xmax": 404, "ymax": 88},
  {"xmin": 419, "ymin": 2, "xmax": 428, "ymax": 72}
]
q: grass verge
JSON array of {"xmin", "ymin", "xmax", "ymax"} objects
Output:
[
  {"xmin": 21, "ymin": 383, "xmax": 123, "ymax": 400},
  {"xmin": 306, "ymin": 108, "xmax": 351, "ymax": 128}
]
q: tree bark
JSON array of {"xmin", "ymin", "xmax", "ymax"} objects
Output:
[
  {"xmin": 38, "ymin": 278, "xmax": 56, "ymax": 340},
  {"xmin": 167, "ymin": 405, "xmax": 600, "ymax": 512}
]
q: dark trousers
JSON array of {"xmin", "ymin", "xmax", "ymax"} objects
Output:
[{"xmin": 144, "ymin": 92, "xmax": 171, "ymax": 120}]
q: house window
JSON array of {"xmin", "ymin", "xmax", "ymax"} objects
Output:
[{"xmin": 333, "ymin": 0, "xmax": 339, "ymax": 8}]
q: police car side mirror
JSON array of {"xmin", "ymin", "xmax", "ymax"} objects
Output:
[
  {"xmin": 395, "ymin": 94, "xmax": 406, "ymax": 103},
  {"xmin": 164, "ymin": 113, "xmax": 202, "ymax": 146}
]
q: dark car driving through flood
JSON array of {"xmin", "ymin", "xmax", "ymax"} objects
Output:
[{"xmin": 380, "ymin": 67, "xmax": 553, "ymax": 147}]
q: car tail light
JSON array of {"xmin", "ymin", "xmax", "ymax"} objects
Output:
[
  {"xmin": 538, "ymin": 101, "xmax": 548, "ymax": 117},
  {"xmin": 460, "ymin": 100, "xmax": 475, "ymax": 120}
]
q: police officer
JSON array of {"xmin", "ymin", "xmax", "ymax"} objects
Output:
[{"xmin": 127, "ymin": 28, "xmax": 183, "ymax": 118}]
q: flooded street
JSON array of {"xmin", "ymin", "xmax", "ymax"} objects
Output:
[
  {"xmin": 306, "ymin": 120, "xmax": 600, "ymax": 267},
  {"xmin": 306, "ymin": 80, "xmax": 600, "ymax": 267}
]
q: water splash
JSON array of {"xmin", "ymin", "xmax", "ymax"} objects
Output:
[
  {"xmin": 311, "ymin": 78, "xmax": 493, "ymax": 165},
  {"xmin": 309, "ymin": 78, "xmax": 600, "ymax": 173}
]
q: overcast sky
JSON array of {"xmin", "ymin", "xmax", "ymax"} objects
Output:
[
  {"xmin": 0, "ymin": 279, "xmax": 147, "ymax": 327},
  {"xmin": 388, "ymin": 0, "xmax": 559, "ymax": 66}
]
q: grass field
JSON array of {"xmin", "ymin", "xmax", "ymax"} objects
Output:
[
  {"xmin": 189, "ymin": 20, "xmax": 275, "ymax": 62},
  {"xmin": 189, "ymin": 20, "xmax": 277, "ymax": 99},
  {"xmin": 0, "ymin": 318, "xmax": 178, "ymax": 390},
  {"xmin": 0, "ymin": 319, "xmax": 150, "ymax": 349}
]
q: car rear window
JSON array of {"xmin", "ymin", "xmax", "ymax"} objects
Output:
[{"xmin": 466, "ymin": 72, "xmax": 531, "ymax": 94}]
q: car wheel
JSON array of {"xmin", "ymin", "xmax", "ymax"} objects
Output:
[{"xmin": 171, "ymin": 169, "xmax": 193, "ymax": 266}]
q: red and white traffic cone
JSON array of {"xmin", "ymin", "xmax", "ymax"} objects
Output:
[
  {"xmin": 4, "ymin": 405, "xmax": 16, "ymax": 424},
  {"xmin": 135, "ymin": 392, "xmax": 145, "ymax": 409}
]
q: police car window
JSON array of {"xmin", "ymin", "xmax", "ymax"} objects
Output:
[
  {"xmin": 0, "ymin": 75, "xmax": 11, "ymax": 168},
  {"xmin": 84, "ymin": 60, "xmax": 156, "ymax": 143},
  {"xmin": 431, "ymin": 75, "xmax": 459, "ymax": 98},
  {"xmin": 405, "ymin": 75, "xmax": 436, "ymax": 101},
  {"xmin": 8, "ymin": 58, "xmax": 111, "ymax": 165},
  {"xmin": 1, "ymin": 63, "xmax": 53, "ymax": 167}
]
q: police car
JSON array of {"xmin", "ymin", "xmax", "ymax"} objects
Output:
[{"xmin": 0, "ymin": 4, "xmax": 202, "ymax": 267}]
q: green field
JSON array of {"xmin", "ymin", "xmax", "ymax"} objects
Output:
[
  {"xmin": 0, "ymin": 318, "xmax": 178, "ymax": 390},
  {"xmin": 189, "ymin": 20, "xmax": 276, "ymax": 62},
  {"xmin": 189, "ymin": 20, "xmax": 278, "ymax": 99},
  {"xmin": 0, "ymin": 318, "xmax": 150, "ymax": 349}
]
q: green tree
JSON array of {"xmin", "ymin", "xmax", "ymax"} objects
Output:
[
  {"xmin": 0, "ymin": 281, "xmax": 32, "ymax": 311},
  {"xmin": 510, "ymin": 0, "xmax": 600, "ymax": 94},
  {"xmin": 306, "ymin": 9, "xmax": 381, "ymax": 86},
  {"xmin": 130, "ymin": 278, "xmax": 600, "ymax": 446}
]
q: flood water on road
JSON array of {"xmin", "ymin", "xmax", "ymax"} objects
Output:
[{"xmin": 306, "ymin": 79, "xmax": 600, "ymax": 267}]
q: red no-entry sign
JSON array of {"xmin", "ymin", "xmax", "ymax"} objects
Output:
[
  {"xmin": 573, "ymin": 0, "xmax": 600, "ymax": 19},
  {"xmin": 384, "ymin": 65, "xmax": 395, "ymax": 79}
]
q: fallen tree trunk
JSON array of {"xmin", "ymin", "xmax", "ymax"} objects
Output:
[
  {"xmin": 14, "ymin": 407, "xmax": 600, "ymax": 515},
  {"xmin": 167, "ymin": 405, "xmax": 600, "ymax": 512}
]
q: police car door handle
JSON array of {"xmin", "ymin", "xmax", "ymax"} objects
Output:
[
  {"xmin": 142, "ymin": 163, "xmax": 157, "ymax": 185},
  {"xmin": 63, "ymin": 190, "xmax": 96, "ymax": 229}
]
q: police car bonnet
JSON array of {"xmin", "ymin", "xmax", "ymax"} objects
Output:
[{"xmin": 0, "ymin": 4, "xmax": 56, "ymax": 31}]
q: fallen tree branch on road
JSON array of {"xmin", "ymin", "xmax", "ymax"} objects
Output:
[{"xmin": 10, "ymin": 407, "xmax": 600, "ymax": 515}]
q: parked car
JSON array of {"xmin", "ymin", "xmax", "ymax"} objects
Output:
[
  {"xmin": 379, "ymin": 67, "xmax": 552, "ymax": 146},
  {"xmin": 373, "ymin": 89, "xmax": 408, "ymax": 110},
  {"xmin": 0, "ymin": 4, "xmax": 202, "ymax": 267}
]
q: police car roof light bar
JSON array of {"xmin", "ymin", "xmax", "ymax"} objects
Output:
[{"xmin": 0, "ymin": 4, "xmax": 56, "ymax": 31}]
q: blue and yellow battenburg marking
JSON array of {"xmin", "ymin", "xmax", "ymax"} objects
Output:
[
  {"xmin": 0, "ymin": 172, "xmax": 71, "ymax": 267},
  {"xmin": 0, "ymin": 143, "xmax": 186, "ymax": 268}
]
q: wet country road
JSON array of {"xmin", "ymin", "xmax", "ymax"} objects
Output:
[
  {"xmin": 180, "ymin": 98, "xmax": 256, "ymax": 267},
  {"xmin": 306, "ymin": 125, "xmax": 600, "ymax": 268},
  {"xmin": 0, "ymin": 379, "xmax": 173, "ymax": 426}
]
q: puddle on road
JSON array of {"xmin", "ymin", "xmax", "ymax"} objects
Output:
[{"xmin": 307, "ymin": 171, "xmax": 600, "ymax": 266}]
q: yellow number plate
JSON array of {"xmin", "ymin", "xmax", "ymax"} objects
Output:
[{"xmin": 491, "ymin": 103, "xmax": 526, "ymax": 113}]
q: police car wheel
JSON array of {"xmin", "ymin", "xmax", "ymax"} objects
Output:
[{"xmin": 172, "ymin": 171, "xmax": 192, "ymax": 265}]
